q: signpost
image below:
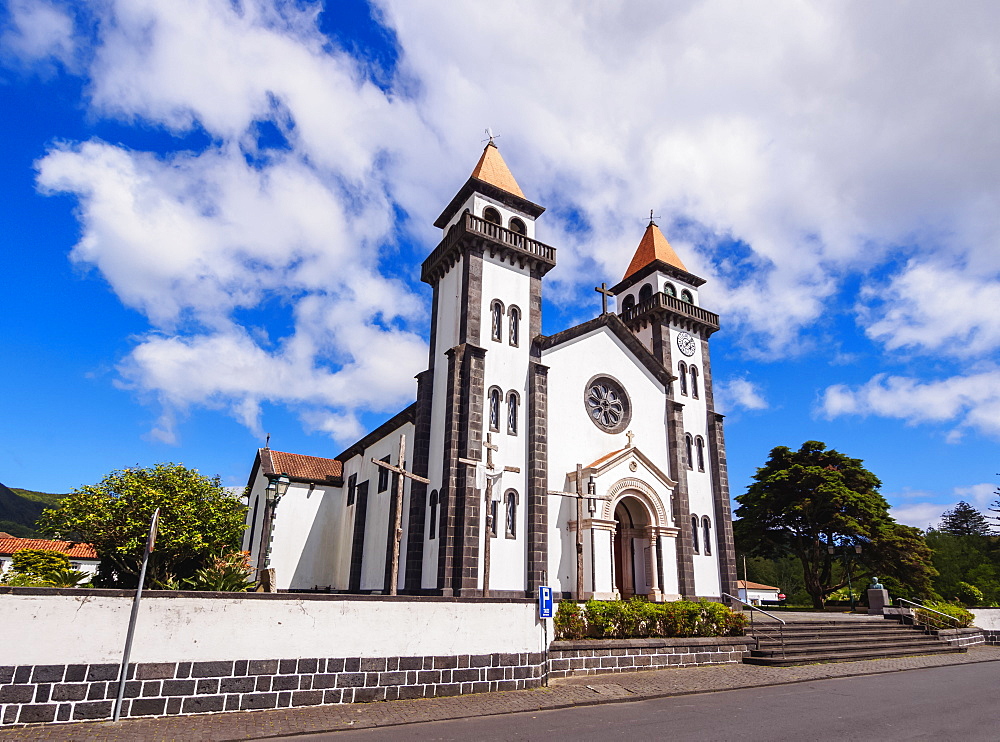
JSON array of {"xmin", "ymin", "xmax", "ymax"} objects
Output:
[{"xmin": 538, "ymin": 586, "xmax": 554, "ymax": 619}]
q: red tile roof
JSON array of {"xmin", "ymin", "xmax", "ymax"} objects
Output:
[
  {"xmin": 0, "ymin": 537, "xmax": 98, "ymax": 560},
  {"xmin": 623, "ymin": 221, "xmax": 688, "ymax": 280},
  {"xmin": 261, "ymin": 449, "xmax": 343, "ymax": 484},
  {"xmin": 736, "ymin": 579, "xmax": 780, "ymax": 591}
]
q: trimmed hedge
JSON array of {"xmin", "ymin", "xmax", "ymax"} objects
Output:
[
  {"xmin": 554, "ymin": 597, "xmax": 748, "ymax": 640},
  {"xmin": 919, "ymin": 601, "xmax": 975, "ymax": 629}
]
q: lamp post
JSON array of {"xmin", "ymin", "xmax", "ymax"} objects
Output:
[
  {"xmin": 258, "ymin": 473, "xmax": 291, "ymax": 578},
  {"xmin": 828, "ymin": 544, "xmax": 863, "ymax": 611}
]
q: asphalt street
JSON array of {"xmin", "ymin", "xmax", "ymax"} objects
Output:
[{"xmin": 277, "ymin": 661, "xmax": 1000, "ymax": 741}]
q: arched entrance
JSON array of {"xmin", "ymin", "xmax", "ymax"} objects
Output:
[{"xmin": 612, "ymin": 495, "xmax": 655, "ymax": 599}]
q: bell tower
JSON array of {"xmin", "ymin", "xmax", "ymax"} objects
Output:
[
  {"xmin": 413, "ymin": 141, "xmax": 557, "ymax": 596},
  {"xmin": 610, "ymin": 219, "xmax": 738, "ymax": 599}
]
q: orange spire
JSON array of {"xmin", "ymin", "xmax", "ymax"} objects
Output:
[
  {"xmin": 622, "ymin": 220, "xmax": 687, "ymax": 280},
  {"xmin": 470, "ymin": 142, "xmax": 525, "ymax": 199}
]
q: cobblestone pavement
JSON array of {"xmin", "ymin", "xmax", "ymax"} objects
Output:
[{"xmin": 5, "ymin": 646, "xmax": 1000, "ymax": 741}]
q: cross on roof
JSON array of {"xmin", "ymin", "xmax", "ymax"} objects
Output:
[
  {"xmin": 483, "ymin": 127, "xmax": 499, "ymax": 146},
  {"xmin": 647, "ymin": 209, "xmax": 661, "ymax": 226},
  {"xmin": 595, "ymin": 282, "xmax": 615, "ymax": 315}
]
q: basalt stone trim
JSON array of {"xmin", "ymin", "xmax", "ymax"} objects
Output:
[
  {"xmin": 935, "ymin": 628, "xmax": 986, "ymax": 647},
  {"xmin": 547, "ymin": 638, "xmax": 753, "ymax": 680},
  {"xmin": 701, "ymin": 337, "xmax": 737, "ymax": 599},
  {"xmin": 0, "ymin": 653, "xmax": 546, "ymax": 727},
  {"xmin": 982, "ymin": 630, "xmax": 1000, "ymax": 645},
  {"xmin": 348, "ymin": 481, "xmax": 370, "ymax": 592},
  {"xmin": 437, "ymin": 346, "xmax": 464, "ymax": 596},
  {"xmin": 526, "ymin": 361, "xmax": 549, "ymax": 594},
  {"xmin": 453, "ymin": 345, "xmax": 487, "ymax": 596},
  {"xmin": 667, "ymin": 400, "xmax": 695, "ymax": 599},
  {"xmin": 405, "ymin": 368, "xmax": 434, "ymax": 591}
]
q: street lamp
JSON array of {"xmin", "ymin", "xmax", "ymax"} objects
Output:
[
  {"xmin": 259, "ymin": 473, "xmax": 291, "ymax": 577},
  {"xmin": 828, "ymin": 544, "xmax": 863, "ymax": 611}
]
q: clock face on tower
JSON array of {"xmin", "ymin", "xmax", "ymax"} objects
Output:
[{"xmin": 676, "ymin": 331, "xmax": 697, "ymax": 357}]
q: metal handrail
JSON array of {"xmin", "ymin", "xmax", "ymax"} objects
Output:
[
  {"xmin": 896, "ymin": 598, "xmax": 962, "ymax": 633},
  {"xmin": 722, "ymin": 592, "xmax": 786, "ymax": 659}
]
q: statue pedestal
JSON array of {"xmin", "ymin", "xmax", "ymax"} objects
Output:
[{"xmin": 867, "ymin": 588, "xmax": 890, "ymax": 614}]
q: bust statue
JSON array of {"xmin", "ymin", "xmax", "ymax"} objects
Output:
[{"xmin": 870, "ymin": 576, "xmax": 884, "ymax": 590}]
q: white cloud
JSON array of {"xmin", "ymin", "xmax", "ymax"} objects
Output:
[
  {"xmin": 1, "ymin": 0, "xmax": 77, "ymax": 70},
  {"xmin": 715, "ymin": 377, "xmax": 768, "ymax": 415},
  {"xmin": 890, "ymin": 503, "xmax": 945, "ymax": 530},
  {"xmin": 821, "ymin": 369, "xmax": 1000, "ymax": 439},
  {"xmin": 889, "ymin": 483, "xmax": 997, "ymax": 530}
]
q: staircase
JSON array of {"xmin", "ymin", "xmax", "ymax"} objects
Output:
[{"xmin": 744, "ymin": 615, "xmax": 967, "ymax": 667}]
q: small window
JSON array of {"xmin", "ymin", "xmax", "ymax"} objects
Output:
[
  {"xmin": 483, "ymin": 206, "xmax": 502, "ymax": 225},
  {"xmin": 639, "ymin": 283, "xmax": 653, "ymax": 302},
  {"xmin": 377, "ymin": 457, "xmax": 391, "ymax": 492},
  {"xmin": 691, "ymin": 514, "xmax": 700, "ymax": 554},
  {"xmin": 247, "ymin": 495, "xmax": 260, "ymax": 549},
  {"xmin": 507, "ymin": 391, "xmax": 519, "ymax": 435},
  {"xmin": 685, "ymin": 434, "xmax": 694, "ymax": 470},
  {"xmin": 505, "ymin": 490, "xmax": 518, "ymax": 538},
  {"xmin": 347, "ymin": 473, "xmax": 357, "ymax": 506},
  {"xmin": 681, "ymin": 289, "xmax": 694, "ymax": 303},
  {"xmin": 703, "ymin": 517, "xmax": 712, "ymax": 556},
  {"xmin": 489, "ymin": 387, "xmax": 502, "ymax": 431},
  {"xmin": 696, "ymin": 436, "xmax": 706, "ymax": 472},
  {"xmin": 690, "ymin": 365, "xmax": 700, "ymax": 399},
  {"xmin": 490, "ymin": 500, "xmax": 499, "ymax": 538},
  {"xmin": 429, "ymin": 490, "xmax": 439, "ymax": 540},
  {"xmin": 491, "ymin": 300, "xmax": 504, "ymax": 342},
  {"xmin": 508, "ymin": 217, "xmax": 526, "ymax": 235},
  {"xmin": 508, "ymin": 306, "xmax": 520, "ymax": 347},
  {"xmin": 664, "ymin": 283, "xmax": 677, "ymax": 298},
  {"xmin": 621, "ymin": 295, "xmax": 636, "ymax": 314},
  {"xmin": 678, "ymin": 362, "xmax": 688, "ymax": 395}
]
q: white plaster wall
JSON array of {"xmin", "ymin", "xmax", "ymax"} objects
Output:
[
  {"xmin": 635, "ymin": 323, "xmax": 653, "ymax": 352},
  {"xmin": 0, "ymin": 594, "xmax": 545, "ymax": 665},
  {"xmin": 970, "ymin": 609, "xmax": 1000, "ymax": 630},
  {"xmin": 441, "ymin": 193, "xmax": 537, "ymax": 240},
  {"xmin": 479, "ymin": 253, "xmax": 531, "ymax": 592},
  {"xmin": 269, "ymin": 481, "xmax": 343, "ymax": 591},
  {"xmin": 656, "ymin": 274, "xmax": 699, "ymax": 305},
  {"xmin": 542, "ymin": 327, "xmax": 669, "ymax": 596}
]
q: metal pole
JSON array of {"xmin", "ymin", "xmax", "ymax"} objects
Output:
[
  {"xmin": 388, "ymin": 436, "xmax": 406, "ymax": 596},
  {"xmin": 847, "ymin": 552, "xmax": 855, "ymax": 611},
  {"xmin": 575, "ymin": 464, "xmax": 584, "ymax": 602},
  {"xmin": 482, "ymin": 475, "xmax": 493, "ymax": 597},
  {"xmin": 113, "ymin": 508, "xmax": 159, "ymax": 723}
]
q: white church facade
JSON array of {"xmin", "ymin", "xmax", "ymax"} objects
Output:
[{"xmin": 243, "ymin": 142, "xmax": 738, "ymax": 601}]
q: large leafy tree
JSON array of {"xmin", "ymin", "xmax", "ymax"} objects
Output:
[
  {"xmin": 38, "ymin": 463, "xmax": 246, "ymax": 588},
  {"xmin": 734, "ymin": 441, "xmax": 935, "ymax": 608}
]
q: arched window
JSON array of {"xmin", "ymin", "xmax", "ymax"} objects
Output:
[
  {"xmin": 489, "ymin": 387, "xmax": 502, "ymax": 431},
  {"xmin": 483, "ymin": 206, "xmax": 502, "ymax": 225},
  {"xmin": 691, "ymin": 514, "xmax": 700, "ymax": 554},
  {"xmin": 664, "ymin": 283, "xmax": 677, "ymax": 298},
  {"xmin": 429, "ymin": 490, "xmax": 439, "ymax": 540},
  {"xmin": 678, "ymin": 361, "xmax": 688, "ymax": 395},
  {"xmin": 508, "ymin": 217, "xmax": 526, "ymax": 235},
  {"xmin": 639, "ymin": 283, "xmax": 653, "ymax": 302},
  {"xmin": 621, "ymin": 295, "xmax": 636, "ymax": 314},
  {"xmin": 491, "ymin": 299, "xmax": 504, "ymax": 342},
  {"xmin": 690, "ymin": 365, "xmax": 699, "ymax": 399},
  {"xmin": 507, "ymin": 391, "xmax": 519, "ymax": 435},
  {"xmin": 505, "ymin": 490, "xmax": 519, "ymax": 538},
  {"xmin": 681, "ymin": 289, "xmax": 694, "ymax": 304},
  {"xmin": 702, "ymin": 516, "xmax": 712, "ymax": 556},
  {"xmin": 508, "ymin": 306, "xmax": 520, "ymax": 347},
  {"xmin": 490, "ymin": 500, "xmax": 498, "ymax": 538},
  {"xmin": 695, "ymin": 436, "xmax": 706, "ymax": 472},
  {"xmin": 685, "ymin": 433, "xmax": 694, "ymax": 469}
]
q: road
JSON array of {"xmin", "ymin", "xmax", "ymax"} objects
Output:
[{"xmin": 273, "ymin": 661, "xmax": 1000, "ymax": 741}]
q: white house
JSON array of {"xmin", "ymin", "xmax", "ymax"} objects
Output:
[
  {"xmin": 0, "ymin": 535, "xmax": 100, "ymax": 577},
  {"xmin": 244, "ymin": 140, "xmax": 738, "ymax": 601},
  {"xmin": 736, "ymin": 579, "xmax": 783, "ymax": 605}
]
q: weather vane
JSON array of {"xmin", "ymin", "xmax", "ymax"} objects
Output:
[
  {"xmin": 647, "ymin": 209, "xmax": 661, "ymax": 226},
  {"xmin": 483, "ymin": 127, "xmax": 500, "ymax": 145}
]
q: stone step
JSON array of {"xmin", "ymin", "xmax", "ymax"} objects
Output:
[
  {"xmin": 749, "ymin": 628, "xmax": 930, "ymax": 641},
  {"xmin": 751, "ymin": 638, "xmax": 951, "ymax": 657},
  {"xmin": 745, "ymin": 645, "xmax": 965, "ymax": 667}
]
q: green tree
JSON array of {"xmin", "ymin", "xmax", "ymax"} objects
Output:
[
  {"xmin": 734, "ymin": 441, "xmax": 936, "ymax": 608},
  {"xmin": 940, "ymin": 501, "xmax": 992, "ymax": 537},
  {"xmin": 10, "ymin": 549, "xmax": 71, "ymax": 576},
  {"xmin": 38, "ymin": 463, "xmax": 246, "ymax": 588}
]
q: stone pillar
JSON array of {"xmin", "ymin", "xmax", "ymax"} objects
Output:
[
  {"xmin": 666, "ymin": 399, "xmax": 696, "ymax": 598},
  {"xmin": 526, "ymin": 361, "xmax": 549, "ymax": 596},
  {"xmin": 589, "ymin": 520, "xmax": 617, "ymax": 600},
  {"xmin": 868, "ymin": 588, "xmax": 891, "ymax": 615}
]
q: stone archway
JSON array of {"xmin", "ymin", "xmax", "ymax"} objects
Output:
[{"xmin": 612, "ymin": 495, "xmax": 656, "ymax": 599}]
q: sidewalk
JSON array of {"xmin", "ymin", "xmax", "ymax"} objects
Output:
[{"xmin": 6, "ymin": 645, "xmax": 1000, "ymax": 741}]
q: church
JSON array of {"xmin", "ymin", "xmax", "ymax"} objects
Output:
[{"xmin": 243, "ymin": 141, "xmax": 738, "ymax": 601}]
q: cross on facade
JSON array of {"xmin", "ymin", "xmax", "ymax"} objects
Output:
[
  {"xmin": 549, "ymin": 463, "xmax": 612, "ymax": 600},
  {"xmin": 626, "ymin": 430, "xmax": 635, "ymax": 447},
  {"xmin": 458, "ymin": 432, "xmax": 519, "ymax": 596},
  {"xmin": 371, "ymin": 434, "xmax": 430, "ymax": 596},
  {"xmin": 594, "ymin": 282, "xmax": 615, "ymax": 315}
]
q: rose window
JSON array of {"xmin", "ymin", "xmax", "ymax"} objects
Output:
[{"xmin": 584, "ymin": 376, "xmax": 631, "ymax": 433}]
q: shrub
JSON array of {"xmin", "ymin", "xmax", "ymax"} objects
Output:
[
  {"xmin": 182, "ymin": 551, "xmax": 253, "ymax": 592},
  {"xmin": 955, "ymin": 582, "xmax": 984, "ymax": 607},
  {"xmin": 553, "ymin": 598, "xmax": 746, "ymax": 640},
  {"xmin": 919, "ymin": 600, "xmax": 974, "ymax": 629},
  {"xmin": 11, "ymin": 549, "xmax": 71, "ymax": 577}
]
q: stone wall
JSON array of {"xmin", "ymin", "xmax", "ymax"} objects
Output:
[
  {"xmin": 1, "ymin": 652, "xmax": 544, "ymax": 726},
  {"xmin": 548, "ymin": 637, "xmax": 754, "ymax": 680},
  {"xmin": 934, "ymin": 627, "xmax": 985, "ymax": 647}
]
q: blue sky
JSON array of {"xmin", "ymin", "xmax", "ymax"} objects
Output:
[{"xmin": 2, "ymin": 1, "xmax": 998, "ymax": 529}]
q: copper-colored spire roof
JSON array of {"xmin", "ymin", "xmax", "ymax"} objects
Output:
[
  {"xmin": 470, "ymin": 142, "xmax": 525, "ymax": 199},
  {"xmin": 622, "ymin": 220, "xmax": 687, "ymax": 280}
]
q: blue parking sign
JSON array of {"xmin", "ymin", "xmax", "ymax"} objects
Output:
[{"xmin": 538, "ymin": 586, "xmax": 553, "ymax": 618}]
